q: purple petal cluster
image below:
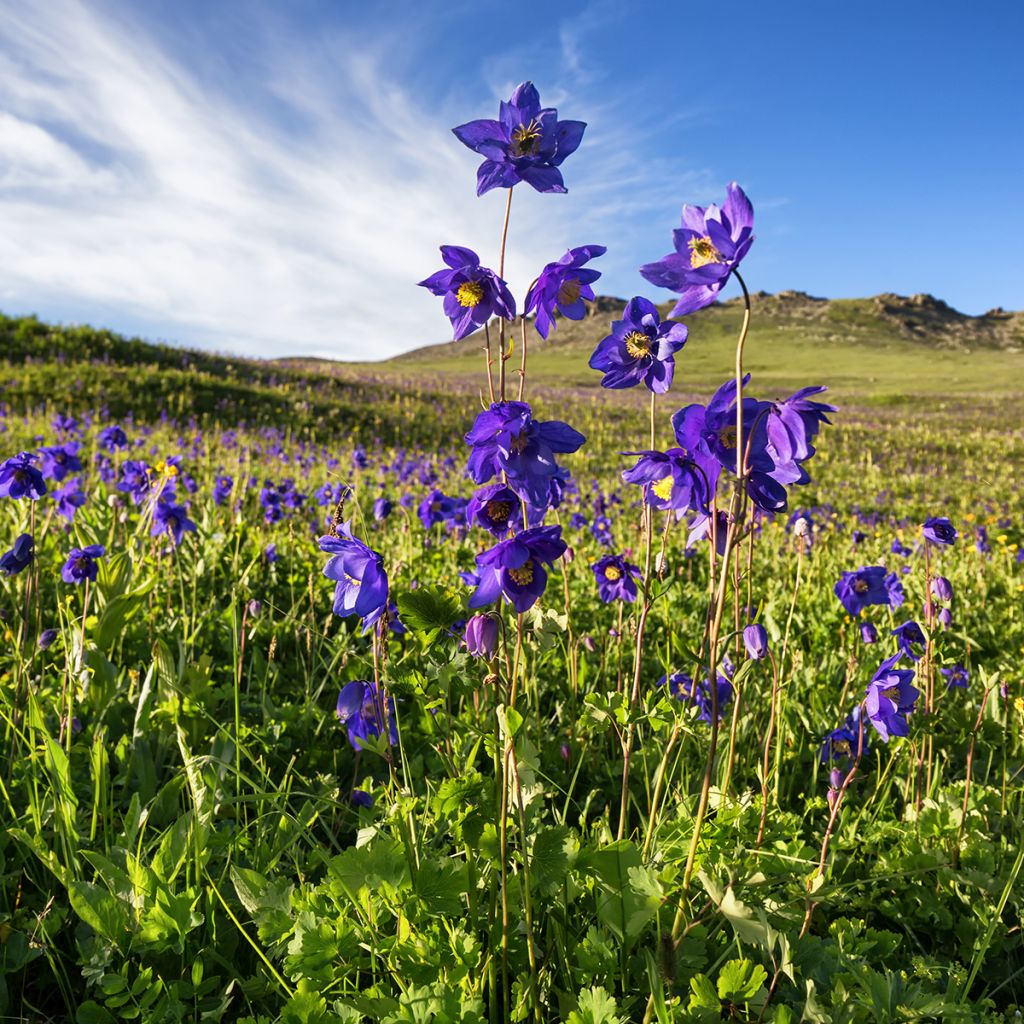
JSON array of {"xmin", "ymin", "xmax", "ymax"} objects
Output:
[
  {"xmin": 419, "ymin": 246, "xmax": 516, "ymax": 341},
  {"xmin": 589, "ymin": 297, "xmax": 688, "ymax": 393},
  {"xmin": 319, "ymin": 524, "xmax": 389, "ymax": 633},
  {"xmin": 525, "ymin": 245, "xmax": 605, "ymax": 338},
  {"xmin": 592, "ymin": 554, "xmax": 642, "ymax": 603},
  {"xmin": 469, "ymin": 525, "xmax": 567, "ymax": 613}
]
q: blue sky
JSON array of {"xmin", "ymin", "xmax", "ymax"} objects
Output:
[{"xmin": 0, "ymin": 0, "xmax": 1021, "ymax": 359}]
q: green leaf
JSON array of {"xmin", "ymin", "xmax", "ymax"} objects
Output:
[
  {"xmin": 531, "ymin": 826, "xmax": 571, "ymax": 893},
  {"xmin": 567, "ymin": 986, "xmax": 626, "ymax": 1024},
  {"xmin": 68, "ymin": 881, "xmax": 129, "ymax": 946},
  {"xmin": 413, "ymin": 860, "xmax": 467, "ymax": 917},
  {"xmin": 717, "ymin": 958, "xmax": 768, "ymax": 1003},
  {"xmin": 396, "ymin": 587, "xmax": 461, "ymax": 635},
  {"xmin": 590, "ymin": 841, "xmax": 661, "ymax": 945}
]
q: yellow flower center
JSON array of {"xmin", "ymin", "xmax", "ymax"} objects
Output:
[
  {"xmin": 832, "ymin": 740, "xmax": 851, "ymax": 756},
  {"xmin": 687, "ymin": 234, "xmax": 724, "ymax": 268},
  {"xmin": 511, "ymin": 119, "xmax": 542, "ymax": 155},
  {"xmin": 719, "ymin": 426, "xmax": 737, "ymax": 449},
  {"xmin": 624, "ymin": 331, "xmax": 652, "ymax": 359},
  {"xmin": 557, "ymin": 277, "xmax": 581, "ymax": 305},
  {"xmin": 457, "ymin": 281, "xmax": 485, "ymax": 307},
  {"xmin": 508, "ymin": 562, "xmax": 534, "ymax": 586},
  {"xmin": 882, "ymin": 685, "xmax": 900, "ymax": 701},
  {"xmin": 604, "ymin": 565, "xmax": 622, "ymax": 581},
  {"xmin": 854, "ymin": 579, "xmax": 869, "ymax": 594},
  {"xmin": 651, "ymin": 475, "xmax": 674, "ymax": 502},
  {"xmin": 486, "ymin": 500, "xmax": 511, "ymax": 523}
]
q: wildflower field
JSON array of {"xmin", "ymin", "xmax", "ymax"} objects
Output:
[{"xmin": 2, "ymin": 82, "xmax": 1024, "ymax": 1024}]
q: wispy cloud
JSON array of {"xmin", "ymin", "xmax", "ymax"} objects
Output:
[{"xmin": 0, "ymin": 0, "xmax": 714, "ymax": 359}]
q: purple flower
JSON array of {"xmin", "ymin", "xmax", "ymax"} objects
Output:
[
  {"xmin": 467, "ymin": 483, "xmax": 522, "ymax": 538},
  {"xmin": 942, "ymin": 664, "xmax": 969, "ymax": 689},
  {"xmin": 463, "ymin": 613, "xmax": 499, "ymax": 658},
  {"xmin": 0, "ymin": 534, "xmax": 34, "ymax": 576},
  {"xmin": 922, "ymin": 517, "xmax": 957, "ymax": 546},
  {"xmin": 621, "ymin": 449, "xmax": 710, "ymax": 515},
  {"xmin": 820, "ymin": 707, "xmax": 868, "ymax": 764},
  {"xmin": 592, "ymin": 554, "xmax": 642, "ymax": 603},
  {"xmin": 373, "ymin": 497, "xmax": 393, "ymax": 521},
  {"xmin": 743, "ymin": 623, "xmax": 768, "ymax": 660},
  {"xmin": 763, "ymin": 387, "xmax": 836, "ymax": 485},
  {"xmin": 38, "ymin": 628, "xmax": 58, "ymax": 650},
  {"xmin": 662, "ymin": 671, "xmax": 733, "ymax": 724},
  {"xmin": 884, "ymin": 571, "xmax": 906, "ymax": 609},
  {"xmin": 39, "ymin": 443, "xmax": 83, "ymax": 482},
  {"xmin": 525, "ymin": 245, "xmax": 605, "ymax": 338},
  {"xmin": 151, "ymin": 502, "xmax": 197, "ymax": 547},
  {"xmin": 54, "ymin": 478, "xmax": 87, "ymax": 521},
  {"xmin": 931, "ymin": 576, "xmax": 953, "ymax": 602},
  {"xmin": 350, "ymin": 789, "xmax": 374, "ymax": 809},
  {"xmin": 213, "ymin": 475, "xmax": 233, "ymax": 506},
  {"xmin": 264, "ymin": 543, "xmax": 278, "ymax": 564},
  {"xmin": 0, "ymin": 452, "xmax": 47, "ymax": 500},
  {"xmin": 335, "ymin": 680, "xmax": 396, "ymax": 750},
  {"xmin": 468, "ymin": 525, "xmax": 566, "ymax": 613},
  {"xmin": 61, "ymin": 544, "xmax": 105, "ymax": 585},
  {"xmin": 418, "ymin": 489, "xmax": 464, "ymax": 530},
  {"xmin": 452, "ymin": 80, "xmax": 585, "ymax": 196},
  {"xmin": 319, "ymin": 524, "xmax": 389, "ymax": 632},
  {"xmin": 865, "ymin": 654, "xmax": 919, "ymax": 742},
  {"xmin": 938, "ymin": 607, "xmax": 953, "ymax": 630},
  {"xmin": 834, "ymin": 566, "xmax": 895, "ymax": 616},
  {"xmin": 891, "ymin": 620, "xmax": 925, "ymax": 662},
  {"xmin": 418, "ymin": 246, "xmax": 516, "ymax": 341},
  {"xmin": 860, "ymin": 621, "xmax": 879, "ymax": 645},
  {"xmin": 465, "ymin": 401, "xmax": 584, "ymax": 508},
  {"xmin": 98, "ymin": 425, "xmax": 128, "ymax": 451},
  {"xmin": 588, "ymin": 297, "xmax": 688, "ymax": 393},
  {"xmin": 640, "ymin": 182, "xmax": 755, "ymax": 316}
]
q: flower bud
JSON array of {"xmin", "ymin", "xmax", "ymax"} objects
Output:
[
  {"xmin": 742, "ymin": 623, "xmax": 768, "ymax": 661},
  {"xmin": 860, "ymin": 621, "xmax": 878, "ymax": 644},
  {"xmin": 463, "ymin": 613, "xmax": 498, "ymax": 659},
  {"xmin": 827, "ymin": 787, "xmax": 839, "ymax": 812},
  {"xmin": 563, "ymin": 546, "xmax": 575, "ymax": 564},
  {"xmin": 581, "ymin": 634, "xmax": 596, "ymax": 653},
  {"xmin": 829, "ymin": 768, "xmax": 844, "ymax": 789},
  {"xmin": 38, "ymin": 628, "xmax": 58, "ymax": 650},
  {"xmin": 931, "ymin": 575, "xmax": 953, "ymax": 602},
  {"xmin": 938, "ymin": 607, "xmax": 953, "ymax": 630}
]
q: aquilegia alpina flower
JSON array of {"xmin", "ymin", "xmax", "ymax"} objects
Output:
[
  {"xmin": 640, "ymin": 182, "xmax": 755, "ymax": 315},
  {"xmin": 763, "ymin": 387, "xmax": 836, "ymax": 484},
  {"xmin": 621, "ymin": 449, "xmax": 710, "ymax": 515},
  {"xmin": 452, "ymin": 81, "xmax": 586, "ymax": 196},
  {"xmin": 319, "ymin": 524, "xmax": 389, "ymax": 633},
  {"xmin": 942, "ymin": 664, "xmax": 969, "ymax": 689},
  {"xmin": 742, "ymin": 623, "xmax": 769, "ymax": 660},
  {"xmin": 39, "ymin": 443, "xmax": 83, "ymax": 482},
  {"xmin": 151, "ymin": 501, "xmax": 197, "ymax": 547},
  {"xmin": 465, "ymin": 401, "xmax": 584, "ymax": 508},
  {"xmin": 418, "ymin": 246, "xmax": 516, "ymax": 341},
  {"xmin": 525, "ymin": 245, "xmax": 606, "ymax": 338},
  {"xmin": 335, "ymin": 680, "xmax": 397, "ymax": 751},
  {"xmin": 463, "ymin": 613, "xmax": 499, "ymax": 658},
  {"xmin": 0, "ymin": 452, "xmax": 47, "ymax": 500},
  {"xmin": 467, "ymin": 483, "xmax": 522, "ymax": 538},
  {"xmin": 834, "ymin": 566, "xmax": 900, "ymax": 616},
  {"xmin": 891, "ymin": 620, "xmax": 926, "ymax": 662},
  {"xmin": 820, "ymin": 707, "xmax": 868, "ymax": 764},
  {"xmin": 865, "ymin": 653, "xmax": 919, "ymax": 742},
  {"xmin": 62, "ymin": 545, "xmax": 105, "ymax": 585},
  {"xmin": 588, "ymin": 296, "xmax": 688, "ymax": 393},
  {"xmin": 468, "ymin": 525, "xmax": 567, "ymax": 613},
  {"xmin": 922, "ymin": 516, "xmax": 957, "ymax": 546},
  {"xmin": 0, "ymin": 534, "xmax": 34, "ymax": 576},
  {"xmin": 592, "ymin": 554, "xmax": 642, "ymax": 603}
]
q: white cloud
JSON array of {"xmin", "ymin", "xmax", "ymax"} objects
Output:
[{"xmin": 0, "ymin": 0, "xmax": 714, "ymax": 359}]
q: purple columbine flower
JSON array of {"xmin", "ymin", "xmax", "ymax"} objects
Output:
[
  {"xmin": 820, "ymin": 707, "xmax": 868, "ymax": 764},
  {"xmin": 39, "ymin": 443, "xmax": 83, "ymax": 482},
  {"xmin": 834, "ymin": 566, "xmax": 895, "ymax": 616},
  {"xmin": 463, "ymin": 613, "xmax": 499, "ymax": 658},
  {"xmin": 465, "ymin": 401, "xmax": 584, "ymax": 508},
  {"xmin": 373, "ymin": 497, "xmax": 393, "ymax": 521},
  {"xmin": 0, "ymin": 452, "xmax": 47, "ymax": 500},
  {"xmin": 938, "ymin": 607, "xmax": 953, "ymax": 630},
  {"xmin": 468, "ymin": 525, "xmax": 566, "ymax": 613},
  {"xmin": 891, "ymin": 620, "xmax": 926, "ymax": 662},
  {"xmin": 525, "ymin": 245, "xmax": 605, "ymax": 338},
  {"xmin": 743, "ymin": 623, "xmax": 768, "ymax": 660},
  {"xmin": 592, "ymin": 554, "xmax": 642, "ymax": 603},
  {"xmin": 212, "ymin": 475, "xmax": 233, "ymax": 506},
  {"xmin": 860, "ymin": 621, "xmax": 879, "ymax": 644},
  {"xmin": 418, "ymin": 489, "xmax": 464, "ymax": 530},
  {"xmin": 54, "ymin": 478, "xmax": 87, "ymax": 521},
  {"xmin": 922, "ymin": 517, "xmax": 957, "ymax": 546},
  {"xmin": 662, "ymin": 671, "xmax": 733, "ymax": 724},
  {"xmin": 151, "ymin": 502, "xmax": 197, "ymax": 547},
  {"xmin": 640, "ymin": 182, "xmax": 755, "ymax": 316},
  {"xmin": 62, "ymin": 545, "xmax": 105, "ymax": 585},
  {"xmin": 452, "ymin": 80, "xmax": 585, "ymax": 195},
  {"xmin": 865, "ymin": 654, "xmax": 919, "ymax": 742},
  {"xmin": 763, "ymin": 387, "xmax": 836, "ymax": 485},
  {"xmin": 418, "ymin": 246, "xmax": 516, "ymax": 341},
  {"xmin": 942, "ymin": 664, "xmax": 969, "ymax": 689},
  {"xmin": 98, "ymin": 425, "xmax": 128, "ymax": 451},
  {"xmin": 38, "ymin": 627, "xmax": 58, "ymax": 650},
  {"xmin": 931, "ymin": 576, "xmax": 953, "ymax": 602},
  {"xmin": 467, "ymin": 483, "xmax": 522, "ymax": 538},
  {"xmin": 335, "ymin": 680, "xmax": 396, "ymax": 750},
  {"xmin": 319, "ymin": 524, "xmax": 389, "ymax": 633},
  {"xmin": 588, "ymin": 297, "xmax": 688, "ymax": 393},
  {"xmin": 621, "ymin": 449, "xmax": 710, "ymax": 516},
  {"xmin": 350, "ymin": 789, "xmax": 374, "ymax": 809},
  {"xmin": 0, "ymin": 534, "xmax": 34, "ymax": 576}
]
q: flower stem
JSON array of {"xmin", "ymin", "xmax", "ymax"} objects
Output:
[{"xmin": 497, "ymin": 188, "xmax": 513, "ymax": 400}]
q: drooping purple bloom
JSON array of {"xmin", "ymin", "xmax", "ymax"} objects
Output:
[
  {"xmin": 0, "ymin": 533, "xmax": 34, "ymax": 576},
  {"xmin": 467, "ymin": 483, "xmax": 522, "ymax": 538},
  {"xmin": 621, "ymin": 449, "xmax": 710, "ymax": 515},
  {"xmin": 319, "ymin": 524, "xmax": 389, "ymax": 633},
  {"xmin": 465, "ymin": 401, "xmax": 584, "ymax": 508},
  {"xmin": 335, "ymin": 680, "xmax": 397, "ymax": 750},
  {"xmin": 588, "ymin": 297, "xmax": 688, "ymax": 393},
  {"xmin": 350, "ymin": 789, "xmax": 374, "ymax": 809},
  {"xmin": 938, "ymin": 607, "xmax": 953, "ymax": 630},
  {"xmin": 891, "ymin": 620, "xmax": 926, "ymax": 662},
  {"xmin": 38, "ymin": 443, "xmax": 83, "ymax": 482},
  {"xmin": 860, "ymin": 621, "xmax": 879, "ymax": 645},
  {"xmin": 61, "ymin": 545, "xmax": 105, "ymax": 585},
  {"xmin": 463, "ymin": 613, "xmax": 499, "ymax": 658},
  {"xmin": 373, "ymin": 497, "xmax": 393, "ymax": 522},
  {"xmin": 743, "ymin": 623, "xmax": 768, "ymax": 660},
  {"xmin": 418, "ymin": 489, "xmax": 464, "ymax": 531},
  {"xmin": 931, "ymin": 576, "xmax": 953, "ymax": 602},
  {"xmin": 662, "ymin": 671, "xmax": 733, "ymax": 724},
  {"xmin": 942, "ymin": 664, "xmax": 969, "ymax": 689},
  {"xmin": 834, "ymin": 566, "xmax": 894, "ymax": 616},
  {"xmin": 38, "ymin": 627, "xmax": 58, "ymax": 650},
  {"xmin": 151, "ymin": 502, "xmax": 197, "ymax": 547},
  {"xmin": 592, "ymin": 554, "xmax": 642, "ymax": 603},
  {"xmin": 922, "ymin": 517, "xmax": 957, "ymax": 546},
  {"xmin": 264, "ymin": 543, "xmax": 278, "ymax": 564},
  {"xmin": 98, "ymin": 425, "xmax": 128, "ymax": 452},
  {"xmin": 418, "ymin": 246, "xmax": 516, "ymax": 341},
  {"xmin": 468, "ymin": 525, "xmax": 566, "ymax": 613},
  {"xmin": 525, "ymin": 245, "xmax": 605, "ymax": 338},
  {"xmin": 884, "ymin": 571, "xmax": 905, "ymax": 609},
  {"xmin": 452, "ymin": 81, "xmax": 586, "ymax": 196},
  {"xmin": 54, "ymin": 478, "xmax": 87, "ymax": 521},
  {"xmin": 763, "ymin": 387, "xmax": 836, "ymax": 485},
  {"xmin": 865, "ymin": 654, "xmax": 919, "ymax": 742},
  {"xmin": 640, "ymin": 182, "xmax": 755, "ymax": 316},
  {"xmin": 0, "ymin": 452, "xmax": 47, "ymax": 500}
]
